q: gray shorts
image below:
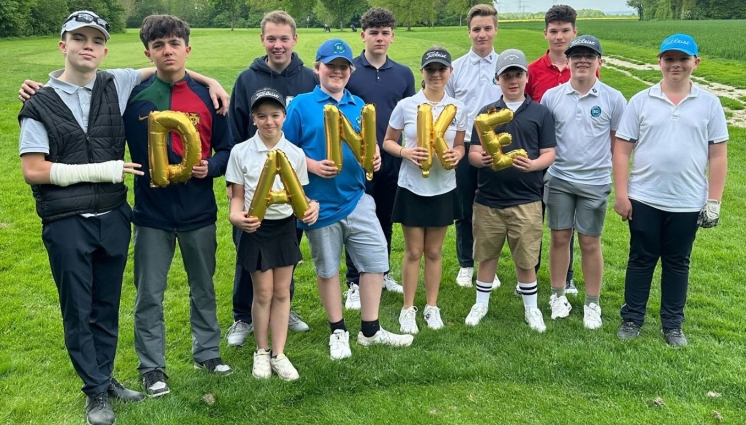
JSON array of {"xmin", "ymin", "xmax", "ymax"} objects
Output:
[
  {"xmin": 543, "ymin": 173, "xmax": 610, "ymax": 237},
  {"xmin": 305, "ymin": 194, "xmax": 388, "ymax": 279}
]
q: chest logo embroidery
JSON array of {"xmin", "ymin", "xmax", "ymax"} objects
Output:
[{"xmin": 590, "ymin": 106, "xmax": 602, "ymax": 118}]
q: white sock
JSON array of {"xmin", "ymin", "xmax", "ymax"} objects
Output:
[
  {"xmin": 519, "ymin": 281, "xmax": 538, "ymax": 309},
  {"xmin": 475, "ymin": 280, "xmax": 492, "ymax": 305}
]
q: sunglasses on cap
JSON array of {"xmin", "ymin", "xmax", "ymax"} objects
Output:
[{"xmin": 64, "ymin": 12, "xmax": 110, "ymax": 32}]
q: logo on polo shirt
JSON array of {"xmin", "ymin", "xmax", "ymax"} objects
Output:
[
  {"xmin": 286, "ymin": 96, "xmax": 294, "ymax": 105},
  {"xmin": 590, "ymin": 106, "xmax": 602, "ymax": 118},
  {"xmin": 334, "ymin": 42, "xmax": 346, "ymax": 53},
  {"xmin": 425, "ymin": 51, "xmax": 447, "ymax": 60}
]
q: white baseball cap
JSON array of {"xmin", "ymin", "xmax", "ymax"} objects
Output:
[{"xmin": 61, "ymin": 10, "xmax": 110, "ymax": 41}]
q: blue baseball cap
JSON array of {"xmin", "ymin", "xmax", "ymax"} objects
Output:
[
  {"xmin": 659, "ymin": 33, "xmax": 698, "ymax": 56},
  {"xmin": 316, "ymin": 38, "xmax": 354, "ymax": 64}
]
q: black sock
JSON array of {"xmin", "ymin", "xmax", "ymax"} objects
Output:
[
  {"xmin": 361, "ymin": 319, "xmax": 380, "ymax": 338},
  {"xmin": 329, "ymin": 318, "xmax": 347, "ymax": 333}
]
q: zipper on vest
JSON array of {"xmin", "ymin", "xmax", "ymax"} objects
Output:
[{"xmin": 85, "ymin": 134, "xmax": 100, "ymax": 214}]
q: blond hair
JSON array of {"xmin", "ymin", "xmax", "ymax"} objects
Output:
[
  {"xmin": 261, "ymin": 10, "xmax": 296, "ymax": 35},
  {"xmin": 467, "ymin": 4, "xmax": 498, "ymax": 29}
]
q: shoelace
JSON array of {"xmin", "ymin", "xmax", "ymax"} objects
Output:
[
  {"xmin": 666, "ymin": 329, "xmax": 684, "ymax": 338},
  {"xmin": 90, "ymin": 393, "xmax": 109, "ymax": 409}
]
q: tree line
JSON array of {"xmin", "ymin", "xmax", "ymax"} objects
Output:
[
  {"xmin": 2, "ymin": 0, "xmax": 744, "ymax": 38},
  {"xmin": 627, "ymin": 0, "xmax": 746, "ymax": 21}
]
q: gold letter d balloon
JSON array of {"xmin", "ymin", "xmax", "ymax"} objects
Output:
[
  {"xmin": 473, "ymin": 108, "xmax": 527, "ymax": 171},
  {"xmin": 148, "ymin": 111, "xmax": 202, "ymax": 187}
]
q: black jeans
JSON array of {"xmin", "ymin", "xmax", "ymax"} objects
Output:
[
  {"xmin": 42, "ymin": 203, "xmax": 131, "ymax": 395},
  {"xmin": 620, "ymin": 200, "xmax": 698, "ymax": 329},
  {"xmin": 455, "ymin": 144, "xmax": 478, "ymax": 268},
  {"xmin": 231, "ymin": 225, "xmax": 299, "ymax": 323}
]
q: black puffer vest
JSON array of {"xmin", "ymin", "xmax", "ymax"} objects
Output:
[{"xmin": 18, "ymin": 72, "xmax": 127, "ymax": 224}]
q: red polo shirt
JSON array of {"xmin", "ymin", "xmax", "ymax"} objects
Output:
[{"xmin": 526, "ymin": 50, "xmax": 599, "ymax": 103}]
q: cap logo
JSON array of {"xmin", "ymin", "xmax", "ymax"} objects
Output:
[
  {"xmin": 333, "ymin": 42, "xmax": 346, "ymax": 53},
  {"xmin": 571, "ymin": 38, "xmax": 597, "ymax": 47},
  {"xmin": 425, "ymin": 51, "xmax": 447, "ymax": 60},
  {"xmin": 503, "ymin": 54, "xmax": 520, "ymax": 61},
  {"xmin": 663, "ymin": 37, "xmax": 690, "ymax": 47},
  {"xmin": 255, "ymin": 90, "xmax": 279, "ymax": 99}
]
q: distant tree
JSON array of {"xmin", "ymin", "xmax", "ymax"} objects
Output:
[
  {"xmin": 318, "ymin": 0, "xmax": 366, "ymax": 30},
  {"xmin": 627, "ymin": 0, "xmax": 644, "ymax": 20},
  {"xmin": 67, "ymin": 0, "xmax": 126, "ymax": 32},
  {"xmin": 209, "ymin": 0, "xmax": 243, "ymax": 30},
  {"xmin": 370, "ymin": 0, "xmax": 437, "ymax": 31},
  {"xmin": 30, "ymin": 0, "xmax": 70, "ymax": 36}
]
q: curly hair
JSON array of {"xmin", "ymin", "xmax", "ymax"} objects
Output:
[
  {"xmin": 544, "ymin": 5, "xmax": 577, "ymax": 28},
  {"xmin": 140, "ymin": 15, "xmax": 190, "ymax": 48},
  {"xmin": 360, "ymin": 7, "xmax": 396, "ymax": 30}
]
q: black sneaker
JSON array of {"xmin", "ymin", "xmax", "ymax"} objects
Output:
[
  {"xmin": 142, "ymin": 369, "xmax": 170, "ymax": 397},
  {"xmin": 108, "ymin": 377, "xmax": 145, "ymax": 402},
  {"xmin": 617, "ymin": 321, "xmax": 642, "ymax": 340},
  {"xmin": 663, "ymin": 328, "xmax": 688, "ymax": 348},
  {"xmin": 194, "ymin": 357, "xmax": 233, "ymax": 375},
  {"xmin": 85, "ymin": 392, "xmax": 115, "ymax": 425},
  {"xmin": 565, "ymin": 279, "xmax": 579, "ymax": 295}
]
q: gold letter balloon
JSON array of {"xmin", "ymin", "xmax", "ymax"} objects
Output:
[
  {"xmin": 473, "ymin": 108, "xmax": 527, "ymax": 171},
  {"xmin": 323, "ymin": 104, "xmax": 376, "ymax": 180},
  {"xmin": 148, "ymin": 111, "xmax": 202, "ymax": 187},
  {"xmin": 248, "ymin": 150, "xmax": 310, "ymax": 222},
  {"xmin": 416, "ymin": 104, "xmax": 457, "ymax": 178}
]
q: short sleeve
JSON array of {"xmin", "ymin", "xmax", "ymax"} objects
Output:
[
  {"xmin": 388, "ymin": 100, "xmax": 405, "ymax": 130},
  {"xmin": 538, "ymin": 109, "xmax": 557, "ymax": 149},
  {"xmin": 283, "ymin": 101, "xmax": 303, "ymax": 147},
  {"xmin": 610, "ymin": 91, "xmax": 627, "ymax": 131},
  {"xmin": 294, "ymin": 148, "xmax": 309, "ymax": 186},
  {"xmin": 708, "ymin": 98, "xmax": 729, "ymax": 143},
  {"xmin": 224, "ymin": 148, "xmax": 244, "ymax": 185},
  {"xmin": 19, "ymin": 118, "xmax": 51, "ymax": 156},
  {"xmin": 105, "ymin": 68, "xmax": 142, "ymax": 113},
  {"xmin": 615, "ymin": 96, "xmax": 640, "ymax": 143},
  {"xmin": 456, "ymin": 102, "xmax": 468, "ymax": 131}
]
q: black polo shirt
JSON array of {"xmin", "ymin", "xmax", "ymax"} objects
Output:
[{"xmin": 470, "ymin": 96, "xmax": 556, "ymax": 208}]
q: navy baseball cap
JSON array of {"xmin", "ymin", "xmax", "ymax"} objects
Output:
[
  {"xmin": 316, "ymin": 38, "xmax": 353, "ymax": 64},
  {"xmin": 250, "ymin": 88, "xmax": 286, "ymax": 112},
  {"xmin": 565, "ymin": 35, "xmax": 602, "ymax": 56},
  {"xmin": 659, "ymin": 34, "xmax": 698, "ymax": 56}
]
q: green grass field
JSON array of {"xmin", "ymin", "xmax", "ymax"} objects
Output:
[{"xmin": 1, "ymin": 21, "xmax": 745, "ymax": 424}]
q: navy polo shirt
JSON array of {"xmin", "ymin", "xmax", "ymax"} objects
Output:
[
  {"xmin": 471, "ymin": 96, "xmax": 557, "ymax": 208},
  {"xmin": 347, "ymin": 51, "xmax": 416, "ymax": 147}
]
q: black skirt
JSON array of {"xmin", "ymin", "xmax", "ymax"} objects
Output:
[
  {"xmin": 391, "ymin": 187, "xmax": 463, "ymax": 228},
  {"xmin": 236, "ymin": 215, "xmax": 302, "ymax": 273}
]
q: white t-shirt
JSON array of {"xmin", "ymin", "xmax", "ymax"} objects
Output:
[
  {"xmin": 445, "ymin": 49, "xmax": 503, "ymax": 142},
  {"xmin": 225, "ymin": 133, "xmax": 309, "ymax": 220},
  {"xmin": 616, "ymin": 82, "xmax": 728, "ymax": 212},
  {"xmin": 389, "ymin": 90, "xmax": 468, "ymax": 196},
  {"xmin": 541, "ymin": 78, "xmax": 626, "ymax": 185}
]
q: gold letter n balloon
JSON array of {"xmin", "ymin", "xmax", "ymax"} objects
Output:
[
  {"xmin": 248, "ymin": 150, "xmax": 310, "ymax": 222},
  {"xmin": 323, "ymin": 104, "xmax": 376, "ymax": 180},
  {"xmin": 417, "ymin": 104, "xmax": 457, "ymax": 178},
  {"xmin": 148, "ymin": 111, "xmax": 202, "ymax": 187},
  {"xmin": 473, "ymin": 108, "xmax": 527, "ymax": 171}
]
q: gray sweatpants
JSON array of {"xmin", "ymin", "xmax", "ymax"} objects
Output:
[{"xmin": 133, "ymin": 224, "xmax": 221, "ymax": 374}]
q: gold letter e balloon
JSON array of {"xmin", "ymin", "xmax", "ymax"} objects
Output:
[
  {"xmin": 473, "ymin": 108, "xmax": 527, "ymax": 171},
  {"xmin": 148, "ymin": 111, "xmax": 202, "ymax": 187},
  {"xmin": 248, "ymin": 150, "xmax": 310, "ymax": 222}
]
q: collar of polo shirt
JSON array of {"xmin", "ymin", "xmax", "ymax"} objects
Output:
[{"xmin": 468, "ymin": 48, "xmax": 497, "ymax": 65}]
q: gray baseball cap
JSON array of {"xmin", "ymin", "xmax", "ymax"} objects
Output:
[
  {"xmin": 61, "ymin": 10, "xmax": 110, "ymax": 41},
  {"xmin": 496, "ymin": 49, "xmax": 528, "ymax": 75}
]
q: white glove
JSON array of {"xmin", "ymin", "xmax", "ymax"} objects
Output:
[{"xmin": 697, "ymin": 199, "xmax": 720, "ymax": 228}]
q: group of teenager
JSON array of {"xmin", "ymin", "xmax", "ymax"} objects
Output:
[{"xmin": 17, "ymin": 3, "xmax": 728, "ymax": 425}]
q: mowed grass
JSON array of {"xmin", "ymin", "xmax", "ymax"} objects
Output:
[{"xmin": 1, "ymin": 23, "xmax": 746, "ymax": 424}]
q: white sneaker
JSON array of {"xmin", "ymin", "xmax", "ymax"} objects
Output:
[
  {"xmin": 456, "ymin": 267, "xmax": 474, "ymax": 287},
  {"xmin": 328, "ymin": 329, "xmax": 352, "ymax": 360},
  {"xmin": 524, "ymin": 307, "xmax": 546, "ymax": 333},
  {"xmin": 423, "ymin": 305, "xmax": 444, "ymax": 330},
  {"xmin": 492, "ymin": 274, "xmax": 501, "ymax": 289},
  {"xmin": 549, "ymin": 294, "xmax": 572, "ymax": 319},
  {"xmin": 288, "ymin": 309, "xmax": 310, "ymax": 332},
  {"xmin": 399, "ymin": 306, "xmax": 419, "ymax": 334},
  {"xmin": 226, "ymin": 320, "xmax": 253, "ymax": 347},
  {"xmin": 465, "ymin": 303, "xmax": 488, "ymax": 326},
  {"xmin": 252, "ymin": 348, "xmax": 271, "ymax": 379},
  {"xmin": 583, "ymin": 303, "xmax": 603, "ymax": 329},
  {"xmin": 357, "ymin": 327, "xmax": 414, "ymax": 347},
  {"xmin": 270, "ymin": 354, "xmax": 299, "ymax": 381},
  {"xmin": 344, "ymin": 283, "xmax": 361, "ymax": 310},
  {"xmin": 383, "ymin": 274, "xmax": 404, "ymax": 293}
]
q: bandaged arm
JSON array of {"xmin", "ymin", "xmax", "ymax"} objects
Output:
[{"xmin": 21, "ymin": 153, "xmax": 123, "ymax": 186}]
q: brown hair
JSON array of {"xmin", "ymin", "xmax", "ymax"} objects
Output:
[
  {"xmin": 140, "ymin": 15, "xmax": 190, "ymax": 48},
  {"xmin": 545, "ymin": 5, "xmax": 577, "ymax": 28},
  {"xmin": 467, "ymin": 4, "xmax": 498, "ymax": 29},
  {"xmin": 261, "ymin": 10, "xmax": 297, "ymax": 35},
  {"xmin": 360, "ymin": 7, "xmax": 396, "ymax": 30}
]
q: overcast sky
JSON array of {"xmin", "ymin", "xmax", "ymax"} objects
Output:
[{"xmin": 497, "ymin": 0, "xmax": 634, "ymax": 13}]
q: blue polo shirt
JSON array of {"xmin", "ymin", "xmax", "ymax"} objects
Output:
[
  {"xmin": 347, "ymin": 52, "xmax": 416, "ymax": 177},
  {"xmin": 283, "ymin": 86, "xmax": 366, "ymax": 230}
]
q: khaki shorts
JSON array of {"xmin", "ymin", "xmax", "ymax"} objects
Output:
[{"xmin": 472, "ymin": 201, "xmax": 543, "ymax": 270}]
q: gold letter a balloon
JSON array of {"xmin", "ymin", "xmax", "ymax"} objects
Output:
[
  {"xmin": 473, "ymin": 108, "xmax": 527, "ymax": 171},
  {"xmin": 248, "ymin": 150, "xmax": 310, "ymax": 222}
]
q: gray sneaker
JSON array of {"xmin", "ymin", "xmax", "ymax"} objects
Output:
[
  {"xmin": 226, "ymin": 320, "xmax": 253, "ymax": 347},
  {"xmin": 288, "ymin": 309, "xmax": 310, "ymax": 332},
  {"xmin": 617, "ymin": 321, "xmax": 642, "ymax": 340},
  {"xmin": 565, "ymin": 279, "xmax": 578, "ymax": 295},
  {"xmin": 663, "ymin": 328, "xmax": 688, "ymax": 348}
]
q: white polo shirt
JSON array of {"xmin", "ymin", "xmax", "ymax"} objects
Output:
[
  {"xmin": 542, "ymin": 78, "xmax": 626, "ymax": 185},
  {"xmin": 225, "ymin": 133, "xmax": 309, "ymax": 220},
  {"xmin": 389, "ymin": 90, "xmax": 468, "ymax": 196},
  {"xmin": 445, "ymin": 49, "xmax": 503, "ymax": 142},
  {"xmin": 616, "ymin": 82, "xmax": 728, "ymax": 212}
]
